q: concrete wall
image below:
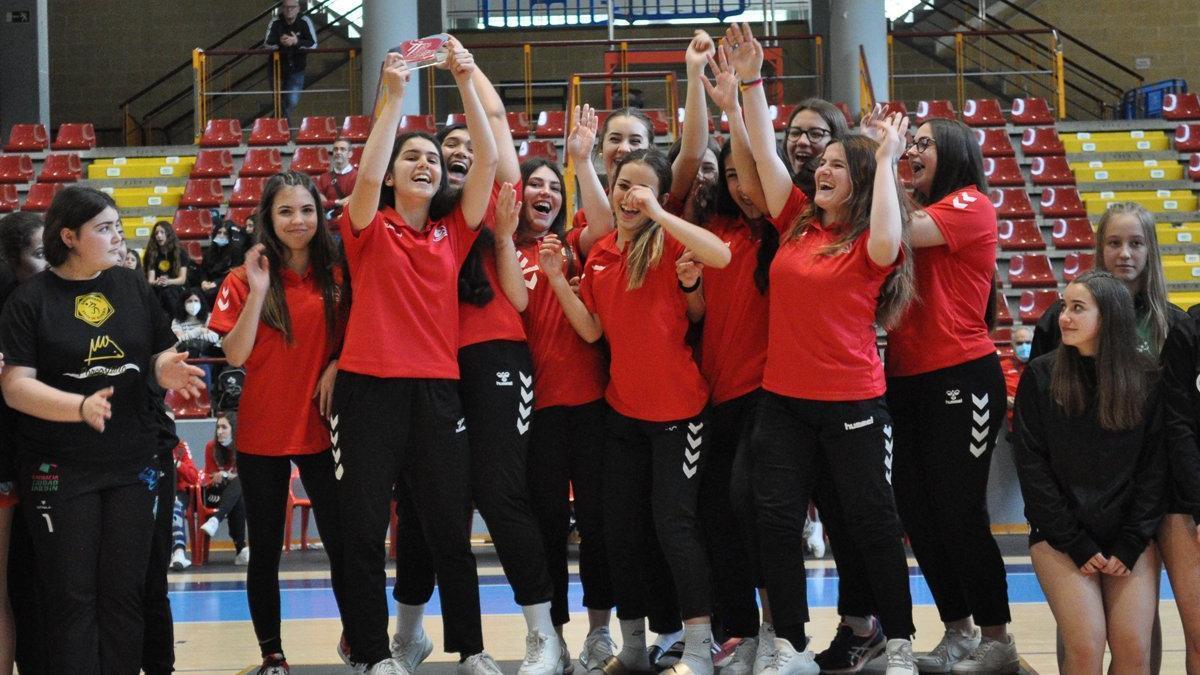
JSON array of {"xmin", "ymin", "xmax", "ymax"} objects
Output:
[{"xmin": 0, "ymin": 0, "xmax": 45, "ymax": 132}]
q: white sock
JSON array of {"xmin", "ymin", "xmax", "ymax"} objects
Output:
[
  {"xmin": 654, "ymin": 629, "xmax": 684, "ymax": 651},
  {"xmin": 842, "ymin": 615, "xmax": 875, "ymax": 638},
  {"xmin": 522, "ymin": 601, "xmax": 556, "ymax": 637},
  {"xmin": 618, "ymin": 618, "xmax": 650, "ymax": 669},
  {"xmin": 681, "ymin": 622, "xmax": 713, "ymax": 666},
  {"xmin": 395, "ymin": 602, "xmax": 426, "ymax": 644}
]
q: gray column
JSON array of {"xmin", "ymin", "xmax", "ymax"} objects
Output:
[
  {"xmin": 361, "ymin": 0, "xmax": 421, "ymax": 115},
  {"xmin": 826, "ymin": 0, "xmax": 888, "ymax": 113},
  {"xmin": 0, "ymin": 0, "xmax": 49, "ymax": 130}
]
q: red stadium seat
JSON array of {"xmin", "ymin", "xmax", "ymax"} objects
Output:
[
  {"xmin": 1028, "ymin": 156, "xmax": 1076, "ymax": 185},
  {"xmin": 881, "ymin": 101, "xmax": 909, "ymax": 118},
  {"xmin": 595, "ymin": 110, "xmax": 612, "ymax": 132},
  {"xmin": 1163, "ymin": 93, "xmax": 1200, "ymax": 121},
  {"xmin": 399, "ymin": 114, "xmax": 437, "ymax": 136},
  {"xmin": 444, "ymin": 112, "xmax": 467, "ymax": 127},
  {"xmin": 1175, "ymin": 124, "xmax": 1200, "ymax": 152},
  {"xmin": 644, "ymin": 109, "xmax": 671, "ymax": 136},
  {"xmin": 350, "ymin": 145, "xmax": 363, "ymax": 167},
  {"xmin": 914, "ymin": 100, "xmax": 956, "ymax": 125},
  {"xmin": 507, "ymin": 111, "xmax": 532, "ymax": 139},
  {"xmin": 1050, "ymin": 218, "xmax": 1095, "ymax": 249},
  {"xmin": 1019, "ymin": 289, "xmax": 1060, "ymax": 322},
  {"xmin": 0, "ymin": 185, "xmax": 17, "ymax": 212},
  {"xmin": 1007, "ymin": 253, "xmax": 1056, "ymax": 288},
  {"xmin": 4, "ymin": 124, "xmax": 48, "ymax": 152},
  {"xmin": 226, "ymin": 206, "xmax": 256, "ymax": 226},
  {"xmin": 519, "ymin": 140, "xmax": 557, "ymax": 163},
  {"xmin": 341, "ymin": 115, "xmax": 372, "ymax": 142},
  {"xmin": 997, "ymin": 219, "xmax": 1045, "ymax": 251},
  {"xmin": 52, "ymin": 123, "xmax": 96, "ymax": 150},
  {"xmin": 991, "ymin": 327, "xmax": 1013, "ymax": 344},
  {"xmin": 535, "ymin": 110, "xmax": 566, "ymax": 138},
  {"xmin": 248, "ymin": 118, "xmax": 291, "ymax": 146},
  {"xmin": 230, "ymin": 177, "xmax": 266, "ymax": 207},
  {"xmin": 284, "ymin": 467, "xmax": 314, "ymax": 552},
  {"xmin": 0, "ymin": 155, "xmax": 34, "ymax": 183},
  {"xmin": 983, "ymin": 157, "xmax": 1024, "ymax": 186},
  {"xmin": 1189, "ymin": 153, "xmax": 1200, "ymax": 182},
  {"xmin": 678, "ymin": 107, "xmax": 716, "ymax": 133},
  {"xmin": 190, "ymin": 149, "xmax": 234, "ymax": 178},
  {"xmin": 22, "ymin": 182, "xmax": 62, "ymax": 212},
  {"xmin": 296, "ymin": 116, "xmax": 338, "ymax": 144},
  {"xmin": 38, "ymin": 153, "xmax": 83, "ymax": 182},
  {"xmin": 173, "ymin": 209, "xmax": 214, "ymax": 240},
  {"xmin": 182, "ymin": 240, "xmax": 203, "ymax": 264},
  {"xmin": 290, "ymin": 146, "xmax": 330, "ymax": 175},
  {"xmin": 180, "ymin": 179, "xmax": 224, "ymax": 208},
  {"xmin": 989, "ymin": 188, "xmax": 1035, "ymax": 218},
  {"xmin": 996, "ymin": 294, "xmax": 1013, "ymax": 325},
  {"xmin": 974, "ymin": 128, "xmax": 1015, "ymax": 157},
  {"xmin": 1020, "ymin": 127, "xmax": 1065, "ymax": 156},
  {"xmin": 1039, "ymin": 187, "xmax": 1087, "ymax": 218},
  {"xmin": 962, "ymin": 98, "xmax": 1005, "ymax": 127},
  {"xmin": 165, "ymin": 388, "xmax": 210, "ymax": 420},
  {"xmin": 1062, "ymin": 252, "xmax": 1095, "ymax": 282},
  {"xmin": 1009, "ymin": 98, "xmax": 1054, "ymax": 125},
  {"xmin": 200, "ymin": 119, "xmax": 243, "ymax": 148},
  {"xmin": 239, "ymin": 148, "xmax": 283, "ymax": 177}
]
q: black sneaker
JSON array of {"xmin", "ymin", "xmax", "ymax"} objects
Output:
[
  {"xmin": 814, "ymin": 623, "xmax": 885, "ymax": 673},
  {"xmin": 257, "ymin": 653, "xmax": 290, "ymax": 675}
]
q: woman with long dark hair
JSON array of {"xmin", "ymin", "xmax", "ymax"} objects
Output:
[
  {"xmin": 143, "ymin": 220, "xmax": 189, "ymax": 312},
  {"xmin": 199, "ymin": 412, "xmax": 247, "ymax": 565},
  {"xmin": 0, "ymin": 186, "xmax": 203, "ymax": 672},
  {"xmin": 1014, "ymin": 270, "xmax": 1165, "ymax": 674}
]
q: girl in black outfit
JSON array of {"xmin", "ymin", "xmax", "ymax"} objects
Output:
[
  {"xmin": 200, "ymin": 412, "xmax": 248, "ymax": 564},
  {"xmin": 0, "ymin": 186, "xmax": 204, "ymax": 674},
  {"xmin": 1014, "ymin": 270, "xmax": 1165, "ymax": 674},
  {"xmin": 197, "ymin": 220, "xmax": 243, "ymax": 305}
]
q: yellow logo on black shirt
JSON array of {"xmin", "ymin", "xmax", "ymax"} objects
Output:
[
  {"xmin": 85, "ymin": 335, "xmax": 125, "ymax": 365},
  {"xmin": 74, "ymin": 293, "xmax": 114, "ymax": 327}
]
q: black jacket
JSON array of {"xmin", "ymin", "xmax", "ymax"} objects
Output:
[
  {"xmin": 1012, "ymin": 353, "xmax": 1166, "ymax": 570},
  {"xmin": 1160, "ymin": 304, "xmax": 1200, "ymax": 522},
  {"xmin": 263, "ymin": 15, "xmax": 318, "ymax": 76}
]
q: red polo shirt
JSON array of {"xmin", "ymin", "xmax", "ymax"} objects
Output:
[
  {"xmin": 338, "ymin": 205, "xmax": 479, "ymax": 378},
  {"xmin": 517, "ymin": 227, "xmax": 607, "ymax": 409},
  {"xmin": 459, "ymin": 182, "xmax": 527, "ymax": 347},
  {"xmin": 580, "ymin": 229, "xmax": 708, "ymax": 421},
  {"xmin": 886, "ymin": 186, "xmax": 998, "ymax": 376},
  {"xmin": 764, "ymin": 187, "xmax": 898, "ymax": 401},
  {"xmin": 209, "ymin": 265, "xmax": 344, "ymax": 456}
]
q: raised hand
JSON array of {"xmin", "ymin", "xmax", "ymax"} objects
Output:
[
  {"xmin": 870, "ymin": 112, "xmax": 909, "ymax": 164},
  {"xmin": 703, "ymin": 45, "xmax": 740, "ymax": 113},
  {"xmin": 724, "ymin": 22, "xmax": 763, "ymax": 82},
  {"xmin": 858, "ymin": 103, "xmax": 886, "ymax": 142},
  {"xmin": 381, "ymin": 52, "xmax": 411, "ymax": 99},
  {"xmin": 81, "ymin": 386, "xmax": 114, "ymax": 432},
  {"xmin": 158, "ymin": 351, "xmax": 207, "ymax": 400},
  {"xmin": 494, "ymin": 183, "xmax": 521, "ymax": 240},
  {"xmin": 685, "ymin": 29, "xmax": 715, "ymax": 71},
  {"xmin": 244, "ymin": 244, "xmax": 271, "ymax": 296},
  {"xmin": 566, "ymin": 105, "xmax": 598, "ymax": 163},
  {"xmin": 444, "ymin": 36, "xmax": 475, "ymax": 80},
  {"xmin": 537, "ymin": 234, "xmax": 566, "ymax": 281},
  {"xmin": 621, "ymin": 185, "xmax": 662, "ymax": 220}
]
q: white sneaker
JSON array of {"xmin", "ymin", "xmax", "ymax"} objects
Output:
[
  {"xmin": 519, "ymin": 629, "xmax": 564, "ymax": 675},
  {"xmin": 753, "ymin": 625, "xmax": 776, "ymax": 675},
  {"xmin": 390, "ymin": 629, "xmax": 434, "ymax": 672},
  {"xmin": 367, "ymin": 657, "xmax": 408, "ymax": 675},
  {"xmin": 201, "ymin": 516, "xmax": 219, "ymax": 537},
  {"xmin": 914, "ymin": 628, "xmax": 980, "ymax": 673},
  {"xmin": 949, "ymin": 635, "xmax": 1019, "ymax": 674},
  {"xmin": 803, "ymin": 520, "xmax": 825, "ymax": 559},
  {"xmin": 560, "ymin": 636, "xmax": 575, "ymax": 675},
  {"xmin": 235, "ymin": 547, "xmax": 250, "ymax": 566},
  {"xmin": 758, "ymin": 638, "xmax": 818, "ymax": 675},
  {"xmin": 884, "ymin": 639, "xmax": 917, "ymax": 675},
  {"xmin": 578, "ymin": 627, "xmax": 617, "ymax": 671},
  {"xmin": 458, "ymin": 652, "xmax": 505, "ymax": 675},
  {"xmin": 722, "ymin": 638, "xmax": 757, "ymax": 675},
  {"xmin": 169, "ymin": 548, "xmax": 191, "ymax": 571},
  {"xmin": 337, "ymin": 633, "xmax": 367, "ymax": 672}
]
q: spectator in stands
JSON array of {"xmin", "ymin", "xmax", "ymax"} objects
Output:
[
  {"xmin": 197, "ymin": 220, "xmax": 242, "ymax": 305},
  {"xmin": 0, "ymin": 186, "xmax": 202, "ymax": 672},
  {"xmin": 781, "ymin": 99, "xmax": 849, "ymax": 197},
  {"xmin": 732, "ymin": 21, "xmax": 919, "ymax": 673},
  {"xmin": 172, "ymin": 291, "xmax": 221, "ymax": 356},
  {"xmin": 331, "ymin": 41, "xmax": 498, "ymax": 673},
  {"xmin": 264, "ymin": 0, "xmax": 318, "ymax": 122},
  {"xmin": 170, "ymin": 440, "xmax": 200, "ymax": 571},
  {"xmin": 145, "ymin": 220, "xmax": 190, "ymax": 313},
  {"xmin": 1014, "ymin": 270, "xmax": 1164, "ymax": 675},
  {"xmin": 316, "ymin": 136, "xmax": 358, "ymax": 229},
  {"xmin": 208, "ymin": 170, "xmax": 350, "ymax": 675},
  {"xmin": 1004, "ymin": 326, "xmax": 1034, "ymax": 420},
  {"xmin": 200, "ymin": 412, "xmax": 248, "ymax": 566},
  {"xmin": 124, "ymin": 248, "xmax": 141, "ymax": 271}
]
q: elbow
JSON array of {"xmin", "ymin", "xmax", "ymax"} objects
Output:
[
  {"xmin": 223, "ymin": 350, "xmax": 248, "ymax": 368},
  {"xmin": 712, "ymin": 249, "xmax": 732, "ymax": 269},
  {"xmin": 582, "ymin": 329, "xmax": 602, "ymax": 344}
]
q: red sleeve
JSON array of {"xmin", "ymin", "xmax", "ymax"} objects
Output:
[
  {"xmin": 580, "ymin": 264, "xmax": 597, "ymax": 314},
  {"xmin": 565, "ymin": 226, "xmax": 585, "ymax": 267},
  {"xmin": 663, "ymin": 192, "xmax": 684, "ymax": 218},
  {"xmin": 203, "ymin": 440, "xmax": 217, "ymax": 485},
  {"xmin": 173, "ymin": 442, "xmax": 200, "ymax": 488},
  {"xmin": 769, "ymin": 186, "xmax": 809, "ymax": 235},
  {"xmin": 339, "ymin": 208, "xmax": 385, "ymax": 263},
  {"xmin": 443, "ymin": 205, "xmax": 482, "ymax": 267},
  {"xmin": 661, "ymin": 228, "xmax": 688, "ymax": 263},
  {"xmin": 208, "ymin": 268, "xmax": 250, "ymax": 335},
  {"xmin": 924, "ymin": 188, "xmax": 997, "ymax": 253}
]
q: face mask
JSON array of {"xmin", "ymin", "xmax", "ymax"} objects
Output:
[
  {"xmin": 1015, "ymin": 343, "xmax": 1031, "ymax": 362},
  {"xmin": 185, "ymin": 301, "xmax": 202, "ymax": 317},
  {"xmin": 213, "ymin": 235, "xmax": 229, "ymax": 247},
  {"xmin": 217, "ymin": 431, "xmax": 231, "ymax": 445}
]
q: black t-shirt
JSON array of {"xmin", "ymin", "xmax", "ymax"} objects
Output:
[{"xmin": 0, "ymin": 267, "xmax": 176, "ymax": 465}]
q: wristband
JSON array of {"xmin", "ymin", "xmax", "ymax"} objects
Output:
[
  {"xmin": 739, "ymin": 78, "xmax": 763, "ymax": 91},
  {"xmin": 79, "ymin": 394, "xmax": 87, "ymax": 422},
  {"xmin": 679, "ymin": 278, "xmax": 702, "ymax": 293}
]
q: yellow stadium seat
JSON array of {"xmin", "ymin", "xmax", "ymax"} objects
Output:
[
  {"xmin": 1170, "ymin": 291, "xmax": 1200, "ymax": 310},
  {"xmin": 100, "ymin": 186, "xmax": 184, "ymax": 209},
  {"xmin": 121, "ymin": 215, "xmax": 171, "ymax": 241},
  {"xmin": 1162, "ymin": 254, "xmax": 1200, "ymax": 282},
  {"xmin": 1082, "ymin": 189, "xmax": 1197, "ymax": 215},
  {"xmin": 1157, "ymin": 222, "xmax": 1200, "ymax": 245},
  {"xmin": 1068, "ymin": 159, "xmax": 1183, "ymax": 182},
  {"xmin": 1061, "ymin": 131, "xmax": 1171, "ymax": 154},
  {"xmin": 88, "ymin": 156, "xmax": 196, "ymax": 179}
]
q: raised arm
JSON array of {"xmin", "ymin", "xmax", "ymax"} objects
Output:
[
  {"xmin": 446, "ymin": 39, "xmax": 498, "ymax": 229},
  {"xmin": 704, "ymin": 46, "xmax": 768, "ymax": 214},
  {"xmin": 539, "ymin": 235, "xmax": 603, "ymax": 342},
  {"xmin": 626, "ymin": 186, "xmax": 730, "ymax": 269},
  {"xmin": 472, "ymin": 66, "xmax": 520, "ymax": 185},
  {"xmin": 725, "ymin": 24, "xmax": 792, "ymax": 218},
  {"xmin": 670, "ymin": 30, "xmax": 715, "ymax": 206},
  {"xmin": 865, "ymin": 112, "xmax": 907, "ymax": 267},
  {"xmin": 346, "ymin": 54, "xmax": 409, "ymax": 232},
  {"xmin": 217, "ymin": 246, "xmax": 269, "ymax": 367},
  {"xmin": 492, "ymin": 183, "xmax": 529, "ymax": 312},
  {"xmin": 567, "ymin": 105, "xmax": 613, "ymax": 251}
]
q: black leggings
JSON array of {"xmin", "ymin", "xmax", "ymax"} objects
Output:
[
  {"xmin": 239, "ymin": 449, "xmax": 347, "ymax": 657},
  {"xmin": 888, "ymin": 354, "xmax": 1011, "ymax": 626},
  {"xmin": 143, "ymin": 450, "xmax": 177, "ymax": 675},
  {"xmin": 751, "ymin": 392, "xmax": 913, "ymax": 643},
  {"xmin": 205, "ymin": 478, "xmax": 246, "ymax": 550},
  {"xmin": 19, "ymin": 455, "xmax": 159, "ymax": 674},
  {"xmin": 527, "ymin": 399, "xmax": 614, "ymax": 626}
]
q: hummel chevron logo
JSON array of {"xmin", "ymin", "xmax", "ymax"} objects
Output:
[
  {"xmin": 216, "ymin": 286, "xmax": 231, "ymax": 311},
  {"xmin": 952, "ymin": 191, "xmax": 979, "ymax": 210},
  {"xmin": 682, "ymin": 427, "xmax": 702, "ymax": 479},
  {"xmin": 520, "ymin": 372, "xmax": 533, "ymax": 387},
  {"xmin": 969, "ymin": 393, "xmax": 990, "ymax": 458}
]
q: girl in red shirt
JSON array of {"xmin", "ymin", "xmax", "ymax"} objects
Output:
[
  {"xmin": 208, "ymin": 171, "xmax": 349, "ymax": 674},
  {"xmin": 883, "ymin": 118, "xmax": 1019, "ymax": 672},
  {"xmin": 540, "ymin": 147, "xmax": 731, "ymax": 675},
  {"xmin": 199, "ymin": 412, "xmax": 247, "ymax": 563},
  {"xmin": 330, "ymin": 43, "xmax": 498, "ymax": 673},
  {"xmin": 729, "ymin": 22, "xmax": 918, "ymax": 675}
]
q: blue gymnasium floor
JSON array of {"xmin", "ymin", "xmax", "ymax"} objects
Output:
[{"xmin": 168, "ymin": 563, "xmax": 1179, "ymax": 624}]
